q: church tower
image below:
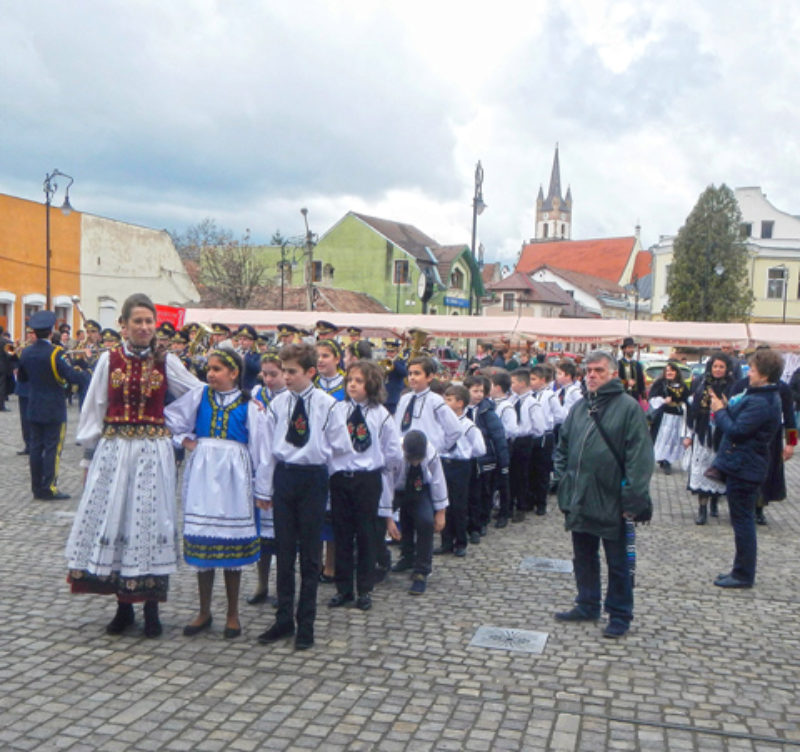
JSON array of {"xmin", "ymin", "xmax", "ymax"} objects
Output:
[{"xmin": 535, "ymin": 144, "xmax": 572, "ymax": 241}]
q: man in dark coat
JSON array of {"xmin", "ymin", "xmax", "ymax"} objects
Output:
[
  {"xmin": 17, "ymin": 311, "xmax": 88, "ymax": 500},
  {"xmin": 0, "ymin": 325, "xmax": 12, "ymax": 410},
  {"xmin": 618, "ymin": 337, "xmax": 646, "ymax": 401},
  {"xmin": 553, "ymin": 350, "xmax": 654, "ymax": 639}
]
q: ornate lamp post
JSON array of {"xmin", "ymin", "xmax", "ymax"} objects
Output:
[
  {"xmin": 301, "ymin": 207, "xmax": 317, "ymax": 311},
  {"xmin": 469, "ymin": 161, "xmax": 486, "ymax": 317},
  {"xmin": 43, "ymin": 169, "xmax": 74, "ymax": 310}
]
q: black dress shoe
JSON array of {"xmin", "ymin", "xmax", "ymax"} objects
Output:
[
  {"xmin": 355, "ymin": 593, "xmax": 372, "ymax": 611},
  {"xmin": 755, "ymin": 509, "xmax": 767, "ymax": 526},
  {"xmin": 479, "ymin": 525, "xmax": 488, "ymax": 536},
  {"xmin": 223, "ymin": 625, "xmax": 242, "ymax": 639},
  {"xmin": 714, "ymin": 574, "xmax": 752, "ymax": 589},
  {"xmin": 257, "ymin": 621, "xmax": 295, "ymax": 644},
  {"xmin": 554, "ymin": 607, "xmax": 599, "ymax": 622},
  {"xmin": 183, "ymin": 616, "xmax": 213, "ymax": 636},
  {"xmin": 328, "ymin": 593, "xmax": 354, "ymax": 608},
  {"xmin": 468, "ymin": 532, "xmax": 481, "ymax": 545},
  {"xmin": 494, "ymin": 517, "xmax": 508, "ymax": 529},
  {"xmin": 246, "ymin": 591, "xmax": 268, "ymax": 605},
  {"xmin": 50, "ymin": 491, "xmax": 71, "ymax": 501},
  {"xmin": 295, "ymin": 635, "xmax": 314, "ymax": 651},
  {"xmin": 453, "ymin": 547, "xmax": 467, "ymax": 558},
  {"xmin": 318, "ymin": 573, "xmax": 336, "ymax": 584},
  {"xmin": 433, "ymin": 545, "xmax": 453, "ymax": 555},
  {"xmin": 143, "ymin": 601, "xmax": 162, "ymax": 638},
  {"xmin": 391, "ymin": 558, "xmax": 413, "ymax": 573},
  {"xmin": 106, "ymin": 603, "xmax": 135, "ymax": 634}
]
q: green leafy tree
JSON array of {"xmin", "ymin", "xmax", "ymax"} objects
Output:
[
  {"xmin": 663, "ymin": 184, "xmax": 753, "ymax": 322},
  {"xmin": 199, "ymin": 229, "xmax": 271, "ymax": 309}
]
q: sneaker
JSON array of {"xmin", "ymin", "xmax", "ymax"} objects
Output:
[
  {"xmin": 408, "ymin": 574, "xmax": 427, "ymax": 595},
  {"xmin": 603, "ymin": 621, "xmax": 629, "ymax": 639},
  {"xmin": 391, "ymin": 557, "xmax": 413, "ymax": 573},
  {"xmin": 554, "ymin": 607, "xmax": 599, "ymax": 622}
]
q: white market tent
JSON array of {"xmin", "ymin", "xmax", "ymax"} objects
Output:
[{"xmin": 185, "ymin": 308, "xmax": 800, "ymax": 350}]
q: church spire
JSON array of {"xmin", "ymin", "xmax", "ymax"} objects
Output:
[{"xmin": 546, "ymin": 143, "xmax": 563, "ymax": 206}]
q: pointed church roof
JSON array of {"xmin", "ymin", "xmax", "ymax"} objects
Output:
[{"xmin": 540, "ymin": 145, "xmax": 565, "ymax": 211}]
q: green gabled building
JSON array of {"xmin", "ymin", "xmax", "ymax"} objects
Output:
[{"xmin": 309, "ymin": 211, "xmax": 484, "ymax": 315}]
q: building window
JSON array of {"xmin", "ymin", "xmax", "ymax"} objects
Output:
[
  {"xmin": 741, "ymin": 222, "xmax": 752, "ymax": 238},
  {"xmin": 503, "ymin": 293, "xmax": 515, "ymax": 312},
  {"xmin": 323, "ymin": 263, "xmax": 334, "ymax": 282},
  {"xmin": 311, "ymin": 260, "xmax": 322, "ymax": 282},
  {"xmin": 761, "ymin": 220, "xmax": 774, "ymax": 239},
  {"xmin": 767, "ymin": 267, "xmax": 788, "ymax": 299},
  {"xmin": 542, "ymin": 223, "xmax": 549, "ymax": 238},
  {"xmin": 394, "ymin": 259, "xmax": 409, "ymax": 284},
  {"xmin": 560, "ymin": 224, "xmax": 565, "ymax": 238},
  {"xmin": 55, "ymin": 305, "xmax": 70, "ymax": 329},
  {"xmin": 451, "ymin": 268, "xmax": 464, "ymax": 290}
]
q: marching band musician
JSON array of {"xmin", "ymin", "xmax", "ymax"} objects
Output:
[
  {"xmin": 315, "ymin": 320, "xmax": 339, "ymax": 341},
  {"xmin": 382, "ymin": 338, "xmax": 407, "ymax": 416},
  {"xmin": 234, "ymin": 324, "xmax": 262, "ymax": 392}
]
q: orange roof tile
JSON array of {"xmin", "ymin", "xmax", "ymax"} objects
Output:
[
  {"xmin": 631, "ymin": 250, "xmax": 652, "ymax": 281},
  {"xmin": 516, "ymin": 237, "xmax": 637, "ymax": 284}
]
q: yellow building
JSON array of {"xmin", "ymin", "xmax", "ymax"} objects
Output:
[{"xmin": 650, "ymin": 186, "xmax": 800, "ymax": 323}]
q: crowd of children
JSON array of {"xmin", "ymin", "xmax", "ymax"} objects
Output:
[{"xmin": 66, "ymin": 298, "xmax": 580, "ymax": 651}]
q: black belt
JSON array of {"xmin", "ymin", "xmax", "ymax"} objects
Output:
[
  {"xmin": 442, "ymin": 457, "xmax": 471, "ymax": 465},
  {"xmin": 276, "ymin": 461, "xmax": 326, "ymax": 472},
  {"xmin": 334, "ymin": 468, "xmax": 382, "ymax": 478}
]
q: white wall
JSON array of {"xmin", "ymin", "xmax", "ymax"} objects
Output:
[
  {"xmin": 80, "ymin": 214, "xmax": 199, "ymax": 322},
  {"xmin": 736, "ymin": 187, "xmax": 800, "ymax": 239},
  {"xmin": 530, "ymin": 268, "xmax": 602, "ymax": 315}
]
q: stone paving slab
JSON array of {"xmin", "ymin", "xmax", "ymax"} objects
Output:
[{"xmin": 1, "ymin": 396, "xmax": 800, "ymax": 750}]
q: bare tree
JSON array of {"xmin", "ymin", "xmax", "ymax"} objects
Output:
[
  {"xmin": 199, "ymin": 229, "xmax": 271, "ymax": 309},
  {"xmin": 170, "ymin": 218, "xmax": 234, "ymax": 261}
]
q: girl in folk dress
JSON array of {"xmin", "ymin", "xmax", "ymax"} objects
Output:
[
  {"xmin": 66, "ymin": 293, "xmax": 200, "ymax": 638},
  {"xmin": 649, "ymin": 362, "xmax": 690, "ymax": 475},
  {"xmin": 683, "ymin": 354, "xmax": 734, "ymax": 525},
  {"xmin": 165, "ymin": 348, "xmax": 268, "ymax": 639},
  {"xmin": 248, "ymin": 350, "xmax": 286, "ymax": 606}
]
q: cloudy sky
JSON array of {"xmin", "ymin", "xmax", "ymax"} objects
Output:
[{"xmin": 2, "ymin": 1, "xmax": 799, "ymax": 265}]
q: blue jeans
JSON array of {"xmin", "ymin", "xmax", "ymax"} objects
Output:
[
  {"xmin": 726, "ymin": 476, "xmax": 760, "ymax": 584},
  {"xmin": 571, "ymin": 519, "xmax": 633, "ymax": 625},
  {"xmin": 399, "ymin": 487, "xmax": 435, "ymax": 575}
]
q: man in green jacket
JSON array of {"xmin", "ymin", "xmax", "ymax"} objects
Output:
[{"xmin": 553, "ymin": 350, "xmax": 654, "ymax": 638}]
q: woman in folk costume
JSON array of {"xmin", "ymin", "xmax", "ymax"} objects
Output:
[
  {"xmin": 682, "ymin": 353, "xmax": 735, "ymax": 525},
  {"xmin": 66, "ymin": 293, "xmax": 200, "ymax": 637},
  {"xmin": 165, "ymin": 347, "xmax": 268, "ymax": 638},
  {"xmin": 649, "ymin": 362, "xmax": 690, "ymax": 475}
]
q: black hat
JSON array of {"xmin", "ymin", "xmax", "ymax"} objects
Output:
[
  {"xmin": 277, "ymin": 324, "xmax": 297, "ymax": 337},
  {"xmin": 403, "ymin": 430, "xmax": 427, "ymax": 462},
  {"xmin": 235, "ymin": 324, "xmax": 257, "ymax": 340},
  {"xmin": 347, "ymin": 326, "xmax": 362, "ymax": 337},
  {"xmin": 101, "ymin": 327, "xmax": 121, "ymax": 342},
  {"xmin": 85, "ymin": 319, "xmax": 101, "ymax": 333},
  {"xmin": 157, "ymin": 321, "xmax": 176, "ymax": 336},
  {"xmin": 212, "ymin": 323, "xmax": 231, "ymax": 335},
  {"xmin": 59, "ymin": 323, "xmax": 71, "ymax": 334},
  {"xmin": 621, "ymin": 337, "xmax": 636, "ymax": 349},
  {"xmin": 172, "ymin": 331, "xmax": 189, "ymax": 345},
  {"xmin": 185, "ymin": 322, "xmax": 200, "ymax": 333},
  {"xmin": 29, "ymin": 311, "xmax": 57, "ymax": 331},
  {"xmin": 298, "ymin": 327, "xmax": 312, "ymax": 337}
]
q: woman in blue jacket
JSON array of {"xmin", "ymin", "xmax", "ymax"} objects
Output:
[{"xmin": 710, "ymin": 348, "xmax": 783, "ymax": 589}]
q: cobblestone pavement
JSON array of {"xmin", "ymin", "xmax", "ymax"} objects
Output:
[{"xmin": 2, "ymin": 397, "xmax": 800, "ymax": 751}]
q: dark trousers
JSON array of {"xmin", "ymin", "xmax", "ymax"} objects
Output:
[
  {"xmin": 272, "ymin": 462, "xmax": 328, "ymax": 639},
  {"xmin": 528, "ymin": 440, "xmax": 550, "ymax": 511},
  {"xmin": 506, "ymin": 436, "xmax": 532, "ymax": 517},
  {"xmin": 467, "ymin": 462, "xmax": 488, "ymax": 533},
  {"xmin": 29, "ymin": 420, "xmax": 66, "ymax": 497},
  {"xmin": 330, "ymin": 469, "xmax": 382, "ymax": 597},
  {"xmin": 441, "ymin": 458, "xmax": 471, "ymax": 549},
  {"xmin": 726, "ymin": 476, "xmax": 760, "ymax": 584},
  {"xmin": 398, "ymin": 487, "xmax": 435, "ymax": 575},
  {"xmin": 571, "ymin": 519, "xmax": 633, "ymax": 625},
  {"xmin": 18, "ymin": 395, "xmax": 31, "ymax": 452}
]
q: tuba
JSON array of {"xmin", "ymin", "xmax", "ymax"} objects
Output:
[
  {"xmin": 407, "ymin": 328, "xmax": 429, "ymax": 360},
  {"xmin": 188, "ymin": 323, "xmax": 213, "ymax": 356}
]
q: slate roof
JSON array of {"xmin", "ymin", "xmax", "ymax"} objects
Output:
[
  {"xmin": 486, "ymin": 271, "xmax": 572, "ymax": 305},
  {"xmin": 530, "ymin": 264, "xmax": 627, "ymax": 298},
  {"xmin": 351, "ymin": 212, "xmax": 440, "ymax": 266}
]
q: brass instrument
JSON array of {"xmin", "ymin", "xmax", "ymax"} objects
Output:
[
  {"xmin": 189, "ymin": 323, "xmax": 213, "ymax": 356},
  {"xmin": 407, "ymin": 328, "xmax": 429, "ymax": 361}
]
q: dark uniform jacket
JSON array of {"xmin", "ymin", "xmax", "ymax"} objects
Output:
[
  {"xmin": 17, "ymin": 339, "xmax": 88, "ymax": 423},
  {"xmin": 554, "ymin": 378, "xmax": 654, "ymax": 540}
]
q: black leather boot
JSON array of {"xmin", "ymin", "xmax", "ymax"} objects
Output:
[
  {"xmin": 106, "ymin": 602, "xmax": 135, "ymax": 635},
  {"xmin": 709, "ymin": 497, "xmax": 719, "ymax": 517},
  {"xmin": 143, "ymin": 600, "xmax": 162, "ymax": 638},
  {"xmin": 695, "ymin": 503, "xmax": 708, "ymax": 525}
]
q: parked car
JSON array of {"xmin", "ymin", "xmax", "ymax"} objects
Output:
[{"xmin": 436, "ymin": 346, "xmax": 463, "ymax": 378}]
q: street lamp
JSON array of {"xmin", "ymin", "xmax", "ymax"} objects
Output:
[
  {"xmin": 469, "ymin": 161, "xmax": 486, "ymax": 317},
  {"xmin": 43, "ymin": 169, "xmax": 74, "ymax": 310},
  {"xmin": 300, "ymin": 207, "xmax": 316, "ymax": 311}
]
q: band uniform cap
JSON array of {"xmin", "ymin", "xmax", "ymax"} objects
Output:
[
  {"xmin": 347, "ymin": 326, "xmax": 362, "ymax": 336},
  {"xmin": 101, "ymin": 328, "xmax": 121, "ymax": 341},
  {"xmin": 315, "ymin": 320, "xmax": 339, "ymax": 336},
  {"xmin": 185, "ymin": 322, "xmax": 200, "ymax": 333},
  {"xmin": 157, "ymin": 321, "xmax": 176, "ymax": 336},
  {"xmin": 85, "ymin": 319, "xmax": 101, "ymax": 333},
  {"xmin": 384, "ymin": 338, "xmax": 402, "ymax": 349},
  {"xmin": 172, "ymin": 331, "xmax": 189, "ymax": 345},
  {"xmin": 297, "ymin": 327, "xmax": 312, "ymax": 337},
  {"xmin": 211, "ymin": 323, "xmax": 231, "ymax": 335},
  {"xmin": 277, "ymin": 324, "xmax": 297, "ymax": 336},
  {"xmin": 235, "ymin": 324, "xmax": 257, "ymax": 340},
  {"xmin": 29, "ymin": 311, "xmax": 57, "ymax": 331}
]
